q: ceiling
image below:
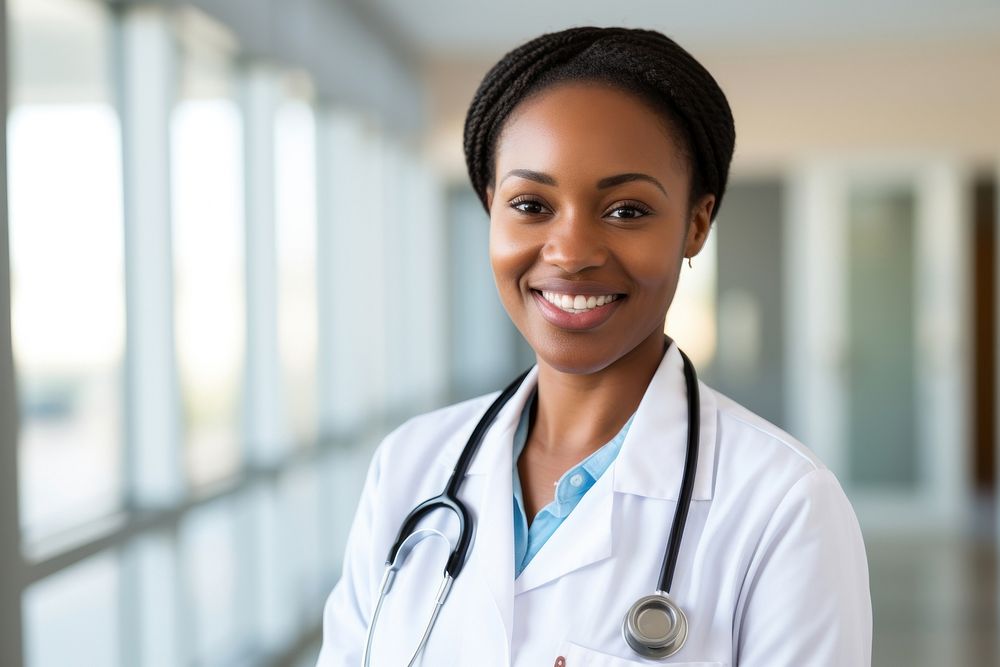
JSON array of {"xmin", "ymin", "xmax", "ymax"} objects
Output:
[{"xmin": 358, "ymin": 0, "xmax": 1000, "ymax": 59}]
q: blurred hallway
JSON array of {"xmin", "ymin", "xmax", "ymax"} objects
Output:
[{"xmin": 3, "ymin": 1, "xmax": 1000, "ymax": 666}]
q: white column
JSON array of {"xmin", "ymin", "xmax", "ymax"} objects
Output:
[
  {"xmin": 238, "ymin": 63, "xmax": 299, "ymax": 659},
  {"xmin": 315, "ymin": 108, "xmax": 368, "ymax": 434},
  {"xmin": 915, "ymin": 162, "xmax": 971, "ymax": 527},
  {"xmin": 783, "ymin": 163, "xmax": 848, "ymax": 479},
  {"xmin": 116, "ymin": 8, "xmax": 184, "ymax": 667},
  {"xmin": 241, "ymin": 64, "xmax": 288, "ymax": 464},
  {"xmin": 361, "ymin": 129, "xmax": 389, "ymax": 419},
  {"xmin": 381, "ymin": 141, "xmax": 410, "ymax": 414},
  {"xmin": 118, "ymin": 6, "xmax": 184, "ymax": 507}
]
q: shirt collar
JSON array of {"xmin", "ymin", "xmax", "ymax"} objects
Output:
[{"xmin": 457, "ymin": 343, "xmax": 718, "ymax": 501}]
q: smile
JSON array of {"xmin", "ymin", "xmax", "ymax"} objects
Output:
[{"xmin": 540, "ymin": 290, "xmax": 621, "ymax": 314}]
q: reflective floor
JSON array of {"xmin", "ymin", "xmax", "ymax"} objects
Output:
[
  {"xmin": 294, "ymin": 534, "xmax": 1000, "ymax": 667},
  {"xmin": 867, "ymin": 533, "xmax": 998, "ymax": 667}
]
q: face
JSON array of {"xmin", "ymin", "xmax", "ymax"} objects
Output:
[{"xmin": 487, "ymin": 82, "xmax": 714, "ymax": 374}]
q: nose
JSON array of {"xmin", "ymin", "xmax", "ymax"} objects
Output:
[{"xmin": 540, "ymin": 209, "xmax": 607, "ymax": 274}]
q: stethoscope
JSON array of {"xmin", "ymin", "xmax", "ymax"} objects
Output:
[{"xmin": 363, "ymin": 341, "xmax": 700, "ymax": 665}]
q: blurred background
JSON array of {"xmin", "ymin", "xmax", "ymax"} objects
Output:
[{"xmin": 1, "ymin": 0, "xmax": 999, "ymax": 665}]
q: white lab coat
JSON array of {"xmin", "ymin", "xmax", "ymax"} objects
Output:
[{"xmin": 317, "ymin": 346, "xmax": 872, "ymax": 666}]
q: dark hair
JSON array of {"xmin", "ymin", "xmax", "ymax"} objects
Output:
[{"xmin": 463, "ymin": 27, "xmax": 736, "ymax": 220}]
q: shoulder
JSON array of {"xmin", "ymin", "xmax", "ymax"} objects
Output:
[
  {"xmin": 710, "ymin": 386, "xmax": 824, "ymax": 471},
  {"xmin": 703, "ymin": 384, "xmax": 854, "ymax": 519}
]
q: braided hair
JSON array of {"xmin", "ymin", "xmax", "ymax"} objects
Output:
[{"xmin": 463, "ymin": 27, "xmax": 736, "ymax": 220}]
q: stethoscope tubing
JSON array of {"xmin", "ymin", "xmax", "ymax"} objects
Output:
[
  {"xmin": 369, "ymin": 340, "xmax": 699, "ymax": 663},
  {"xmin": 385, "ymin": 368, "xmax": 531, "ymax": 580},
  {"xmin": 657, "ymin": 348, "xmax": 699, "ymax": 594}
]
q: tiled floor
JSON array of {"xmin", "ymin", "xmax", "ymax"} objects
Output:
[{"xmin": 867, "ymin": 534, "xmax": 998, "ymax": 666}]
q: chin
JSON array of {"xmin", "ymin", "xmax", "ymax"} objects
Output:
[{"xmin": 523, "ymin": 327, "xmax": 634, "ymax": 376}]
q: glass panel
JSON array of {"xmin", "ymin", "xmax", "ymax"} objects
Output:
[
  {"xmin": 275, "ymin": 91, "xmax": 318, "ymax": 447},
  {"xmin": 23, "ymin": 551, "xmax": 121, "ymax": 667},
  {"xmin": 280, "ymin": 465, "xmax": 323, "ymax": 617},
  {"xmin": 705, "ymin": 180, "xmax": 786, "ymax": 427},
  {"xmin": 846, "ymin": 184, "xmax": 918, "ymax": 488},
  {"xmin": 171, "ymin": 36, "xmax": 245, "ymax": 486},
  {"xmin": 8, "ymin": 0, "xmax": 125, "ymax": 540},
  {"xmin": 129, "ymin": 532, "xmax": 181, "ymax": 667},
  {"xmin": 179, "ymin": 499, "xmax": 243, "ymax": 664}
]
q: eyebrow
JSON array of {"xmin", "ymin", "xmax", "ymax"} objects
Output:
[
  {"xmin": 597, "ymin": 173, "xmax": 668, "ymax": 197},
  {"xmin": 498, "ymin": 169, "xmax": 668, "ymax": 197}
]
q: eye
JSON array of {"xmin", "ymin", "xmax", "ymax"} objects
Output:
[
  {"xmin": 605, "ymin": 200, "xmax": 653, "ymax": 220},
  {"xmin": 509, "ymin": 196, "xmax": 549, "ymax": 216}
]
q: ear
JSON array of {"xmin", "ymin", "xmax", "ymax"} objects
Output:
[{"xmin": 684, "ymin": 194, "xmax": 715, "ymax": 259}]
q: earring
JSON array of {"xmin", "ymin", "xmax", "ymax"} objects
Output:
[{"xmin": 687, "ymin": 257, "xmax": 693, "ymax": 269}]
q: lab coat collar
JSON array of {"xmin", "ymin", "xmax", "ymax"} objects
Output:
[
  {"xmin": 612, "ymin": 343, "xmax": 718, "ymax": 501},
  {"xmin": 451, "ymin": 342, "xmax": 718, "ymax": 495},
  {"xmin": 465, "ymin": 366, "xmax": 539, "ymax": 476}
]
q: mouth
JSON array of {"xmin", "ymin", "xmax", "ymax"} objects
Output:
[
  {"xmin": 537, "ymin": 290, "xmax": 622, "ymax": 314},
  {"xmin": 529, "ymin": 288, "xmax": 625, "ymax": 331}
]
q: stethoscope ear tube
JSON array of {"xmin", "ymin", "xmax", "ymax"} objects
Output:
[
  {"xmin": 385, "ymin": 367, "xmax": 530, "ymax": 581},
  {"xmin": 367, "ymin": 371, "xmax": 532, "ymax": 666},
  {"xmin": 656, "ymin": 348, "xmax": 699, "ymax": 593},
  {"xmin": 386, "ymin": 495, "xmax": 473, "ymax": 579},
  {"xmin": 364, "ymin": 529, "xmax": 457, "ymax": 667}
]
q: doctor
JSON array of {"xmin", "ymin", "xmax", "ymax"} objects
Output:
[{"xmin": 319, "ymin": 27, "xmax": 872, "ymax": 666}]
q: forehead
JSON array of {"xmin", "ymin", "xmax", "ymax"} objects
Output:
[{"xmin": 493, "ymin": 82, "xmax": 688, "ymax": 182}]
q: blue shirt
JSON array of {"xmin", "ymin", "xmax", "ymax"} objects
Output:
[{"xmin": 512, "ymin": 394, "xmax": 634, "ymax": 577}]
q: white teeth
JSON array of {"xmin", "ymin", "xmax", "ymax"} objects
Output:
[{"xmin": 540, "ymin": 291, "xmax": 619, "ymax": 313}]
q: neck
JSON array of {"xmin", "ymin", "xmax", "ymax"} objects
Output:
[{"xmin": 530, "ymin": 331, "xmax": 666, "ymax": 458}]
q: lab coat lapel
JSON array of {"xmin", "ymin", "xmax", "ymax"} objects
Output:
[
  {"xmin": 514, "ymin": 343, "xmax": 716, "ymax": 595},
  {"xmin": 513, "ymin": 469, "xmax": 614, "ymax": 595},
  {"xmin": 613, "ymin": 344, "xmax": 717, "ymax": 501},
  {"xmin": 458, "ymin": 367, "xmax": 539, "ymax": 663}
]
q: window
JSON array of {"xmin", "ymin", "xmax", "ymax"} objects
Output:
[
  {"xmin": 275, "ymin": 80, "xmax": 318, "ymax": 447},
  {"xmin": 171, "ymin": 29, "xmax": 245, "ymax": 486},
  {"xmin": 9, "ymin": 0, "xmax": 125, "ymax": 541}
]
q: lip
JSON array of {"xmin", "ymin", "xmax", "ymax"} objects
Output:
[
  {"xmin": 529, "ymin": 278, "xmax": 626, "ymax": 297},
  {"xmin": 531, "ymin": 289, "xmax": 624, "ymax": 331}
]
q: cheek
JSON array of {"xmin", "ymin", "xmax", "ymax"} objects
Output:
[
  {"xmin": 633, "ymin": 255, "xmax": 681, "ymax": 288},
  {"xmin": 489, "ymin": 221, "xmax": 535, "ymax": 296},
  {"xmin": 624, "ymin": 236, "xmax": 685, "ymax": 304}
]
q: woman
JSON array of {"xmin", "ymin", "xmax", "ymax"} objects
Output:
[{"xmin": 319, "ymin": 27, "xmax": 871, "ymax": 666}]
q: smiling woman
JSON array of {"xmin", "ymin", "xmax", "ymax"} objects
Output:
[
  {"xmin": 488, "ymin": 82, "xmax": 711, "ymax": 377},
  {"xmin": 319, "ymin": 27, "xmax": 871, "ymax": 667}
]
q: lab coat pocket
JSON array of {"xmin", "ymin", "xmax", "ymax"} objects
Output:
[{"xmin": 556, "ymin": 641, "xmax": 724, "ymax": 666}]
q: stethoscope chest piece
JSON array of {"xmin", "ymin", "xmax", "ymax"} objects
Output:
[{"xmin": 622, "ymin": 592, "xmax": 688, "ymax": 659}]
